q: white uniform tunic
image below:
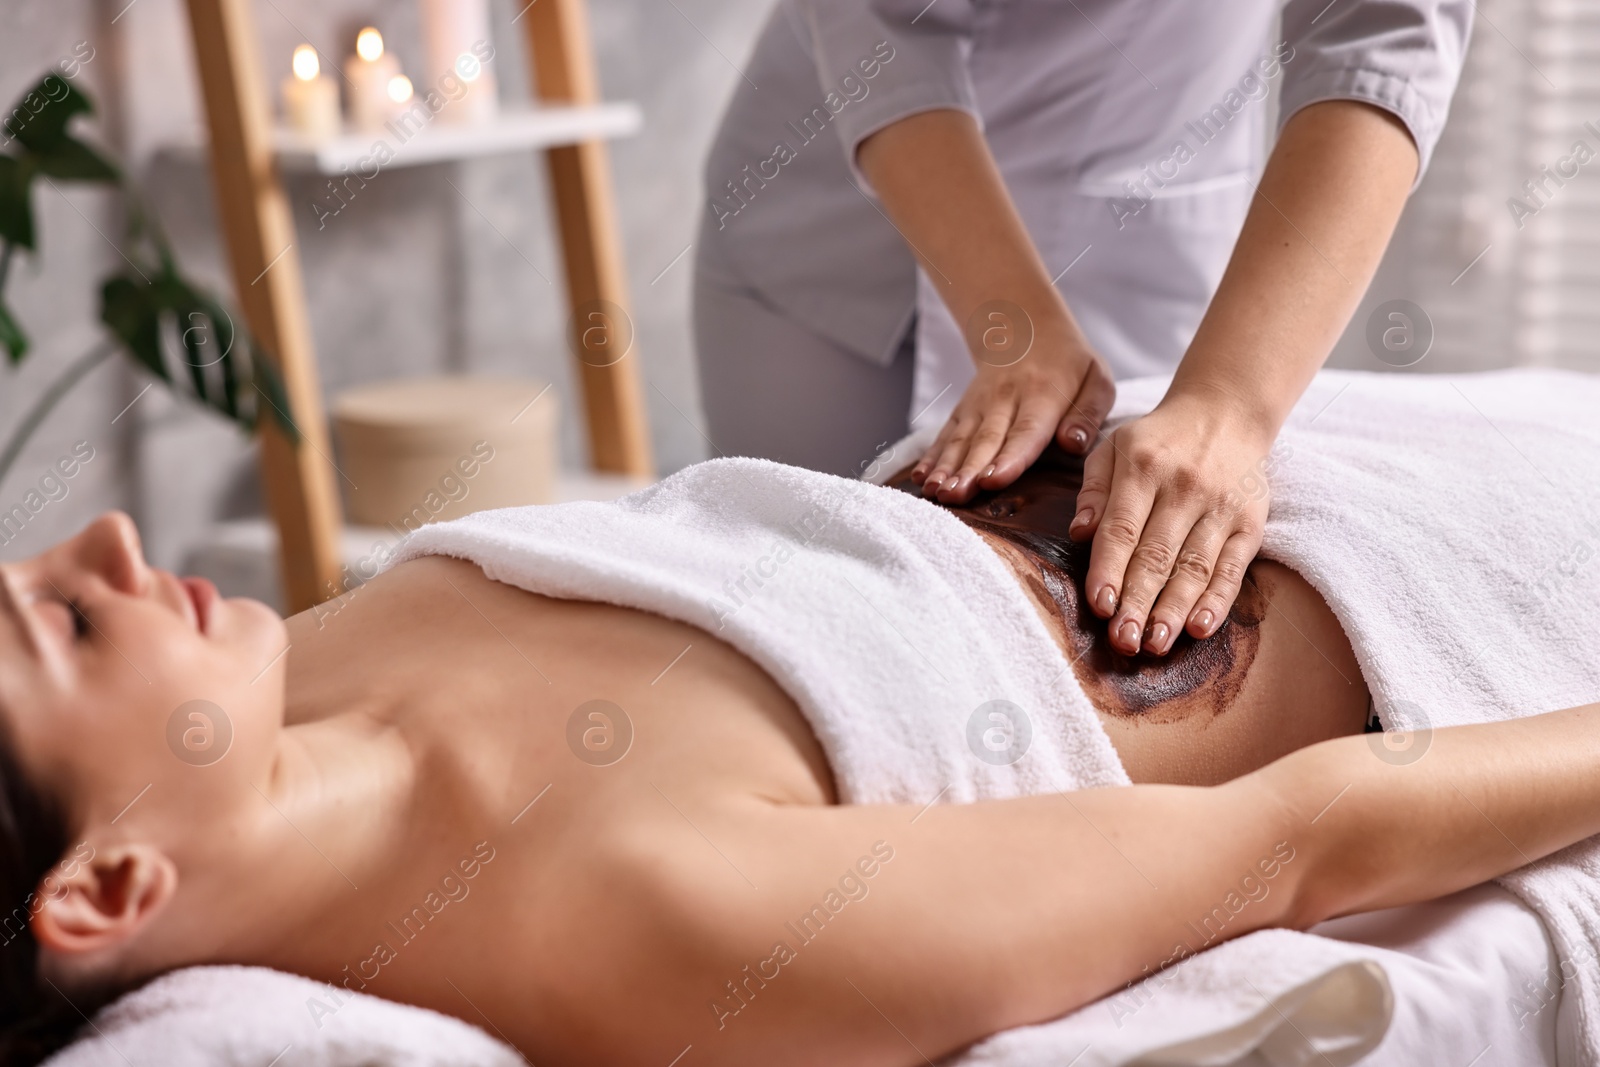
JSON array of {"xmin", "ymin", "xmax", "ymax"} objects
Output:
[{"xmin": 699, "ymin": 0, "xmax": 1472, "ymax": 427}]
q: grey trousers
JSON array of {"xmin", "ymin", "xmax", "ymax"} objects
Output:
[{"xmin": 693, "ymin": 245, "xmax": 915, "ymax": 480}]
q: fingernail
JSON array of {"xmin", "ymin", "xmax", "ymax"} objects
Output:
[
  {"xmin": 1068, "ymin": 427, "xmax": 1088, "ymax": 450},
  {"xmin": 922, "ymin": 474, "xmax": 943, "ymax": 496},
  {"xmin": 1193, "ymin": 609, "xmax": 1215, "ymax": 636},
  {"xmin": 1149, "ymin": 621, "xmax": 1170, "ymax": 653},
  {"xmin": 983, "ymin": 464, "xmax": 995, "ymax": 479},
  {"xmin": 1071, "ymin": 508, "xmax": 1092, "ymax": 529},
  {"xmin": 1116, "ymin": 618, "xmax": 1141, "ymax": 651},
  {"xmin": 1094, "ymin": 586, "xmax": 1117, "ymax": 616},
  {"xmin": 911, "ymin": 466, "xmax": 927, "ymax": 481}
]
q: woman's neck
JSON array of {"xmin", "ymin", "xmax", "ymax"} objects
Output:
[
  {"xmin": 131, "ymin": 704, "xmax": 409, "ymax": 970},
  {"xmin": 141, "ymin": 632, "xmax": 504, "ymax": 991},
  {"xmin": 200, "ymin": 565, "xmax": 531, "ymax": 980}
]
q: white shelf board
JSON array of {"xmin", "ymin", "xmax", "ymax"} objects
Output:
[{"xmin": 272, "ymin": 102, "xmax": 642, "ymax": 174}]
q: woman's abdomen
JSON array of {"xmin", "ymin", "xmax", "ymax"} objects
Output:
[
  {"xmin": 977, "ymin": 526, "xmax": 1370, "ymax": 785},
  {"xmin": 882, "ymin": 443, "xmax": 1371, "ymax": 787}
]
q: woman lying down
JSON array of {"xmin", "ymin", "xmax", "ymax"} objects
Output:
[{"xmin": 2, "ymin": 369, "xmax": 1598, "ymax": 1066}]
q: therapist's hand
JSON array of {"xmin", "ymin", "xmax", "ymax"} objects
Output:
[
  {"xmin": 911, "ymin": 329, "xmax": 1114, "ymax": 504},
  {"xmin": 1066, "ymin": 101, "xmax": 1420, "ymax": 657},
  {"xmin": 856, "ymin": 109, "xmax": 1116, "ymax": 503},
  {"xmin": 1069, "ymin": 391, "xmax": 1275, "ymax": 657}
]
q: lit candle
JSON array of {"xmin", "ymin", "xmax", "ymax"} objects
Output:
[
  {"xmin": 420, "ymin": 0, "xmax": 498, "ymax": 125},
  {"xmin": 281, "ymin": 45, "xmax": 340, "ymax": 140},
  {"xmin": 346, "ymin": 27, "xmax": 404, "ymax": 132}
]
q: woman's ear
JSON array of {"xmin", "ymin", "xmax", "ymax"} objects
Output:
[{"xmin": 31, "ymin": 844, "xmax": 177, "ymax": 957}]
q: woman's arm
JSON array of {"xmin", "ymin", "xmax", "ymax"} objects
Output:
[
  {"xmin": 654, "ymin": 702, "xmax": 1600, "ymax": 1066},
  {"xmin": 1072, "ymin": 100, "xmax": 1419, "ymax": 657},
  {"xmin": 857, "ymin": 109, "xmax": 1116, "ymax": 495}
]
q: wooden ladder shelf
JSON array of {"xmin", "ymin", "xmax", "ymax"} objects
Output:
[{"xmin": 182, "ymin": 0, "xmax": 653, "ymax": 612}]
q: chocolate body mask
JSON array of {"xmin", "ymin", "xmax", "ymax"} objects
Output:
[{"xmin": 888, "ymin": 445, "xmax": 1267, "ymax": 724}]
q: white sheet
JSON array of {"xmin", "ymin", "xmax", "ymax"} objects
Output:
[{"xmin": 1315, "ymin": 886, "xmax": 1563, "ymax": 1067}]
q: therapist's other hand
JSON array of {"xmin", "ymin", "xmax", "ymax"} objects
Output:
[
  {"xmin": 911, "ymin": 335, "xmax": 1114, "ymax": 505},
  {"xmin": 1069, "ymin": 393, "xmax": 1275, "ymax": 657}
]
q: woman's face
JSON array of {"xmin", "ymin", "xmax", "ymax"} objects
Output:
[{"xmin": 0, "ymin": 512, "xmax": 288, "ymax": 836}]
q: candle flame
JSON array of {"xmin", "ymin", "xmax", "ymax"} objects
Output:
[
  {"xmin": 292, "ymin": 44, "xmax": 320, "ymax": 81},
  {"xmin": 356, "ymin": 27, "xmax": 384, "ymax": 62},
  {"xmin": 387, "ymin": 75, "xmax": 414, "ymax": 104}
]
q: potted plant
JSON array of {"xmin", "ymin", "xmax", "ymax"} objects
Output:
[{"xmin": 0, "ymin": 71, "xmax": 294, "ymax": 490}]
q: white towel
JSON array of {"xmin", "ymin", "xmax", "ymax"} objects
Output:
[{"xmin": 41, "ymin": 965, "xmax": 523, "ymax": 1066}]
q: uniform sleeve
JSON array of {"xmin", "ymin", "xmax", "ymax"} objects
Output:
[
  {"xmin": 1278, "ymin": 0, "xmax": 1474, "ymax": 186},
  {"xmin": 788, "ymin": 0, "xmax": 982, "ymax": 192}
]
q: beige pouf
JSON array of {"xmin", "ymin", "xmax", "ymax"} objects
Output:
[{"xmin": 333, "ymin": 376, "xmax": 558, "ymax": 531}]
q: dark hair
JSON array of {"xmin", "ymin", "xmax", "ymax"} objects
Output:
[{"xmin": 0, "ymin": 728, "xmax": 107, "ymax": 1066}]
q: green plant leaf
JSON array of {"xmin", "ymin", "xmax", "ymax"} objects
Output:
[
  {"xmin": 151, "ymin": 265, "xmax": 188, "ymax": 309},
  {"xmin": 175, "ymin": 301, "xmax": 211, "ymax": 400},
  {"xmin": 193, "ymin": 291, "xmax": 241, "ymax": 419},
  {"xmin": 100, "ymin": 265, "xmax": 293, "ymax": 441},
  {"xmin": 156, "ymin": 272, "xmax": 213, "ymax": 404},
  {"xmin": 0, "ymin": 155, "xmax": 36, "ymax": 250},
  {"xmin": 99, "ymin": 273, "xmax": 166, "ymax": 381},
  {"xmin": 34, "ymin": 136, "xmax": 118, "ymax": 182},
  {"xmin": 0, "ymin": 298, "xmax": 27, "ymax": 364},
  {"xmin": 218, "ymin": 333, "xmax": 241, "ymax": 418},
  {"xmin": 3, "ymin": 76, "xmax": 92, "ymax": 153}
]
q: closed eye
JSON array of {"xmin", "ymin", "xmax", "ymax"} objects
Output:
[
  {"xmin": 68, "ymin": 600, "xmax": 90, "ymax": 640},
  {"xmin": 35, "ymin": 590, "xmax": 91, "ymax": 644}
]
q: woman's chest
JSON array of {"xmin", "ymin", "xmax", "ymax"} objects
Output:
[{"xmin": 291, "ymin": 556, "xmax": 838, "ymax": 813}]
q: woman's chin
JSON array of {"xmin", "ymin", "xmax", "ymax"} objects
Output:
[{"xmin": 217, "ymin": 595, "xmax": 291, "ymax": 665}]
